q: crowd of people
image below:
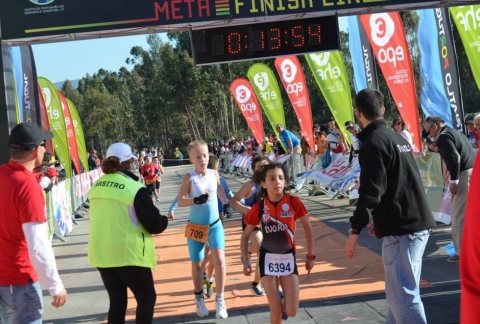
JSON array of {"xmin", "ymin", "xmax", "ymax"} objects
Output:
[{"xmin": 1, "ymin": 87, "xmax": 480, "ymax": 324}]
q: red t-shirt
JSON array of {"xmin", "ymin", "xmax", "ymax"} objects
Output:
[
  {"xmin": 0, "ymin": 161, "xmax": 47, "ymax": 285},
  {"xmin": 244, "ymin": 194, "xmax": 308, "ymax": 253},
  {"xmin": 141, "ymin": 163, "xmax": 158, "ymax": 183},
  {"xmin": 461, "ymin": 155, "xmax": 480, "ymax": 323}
]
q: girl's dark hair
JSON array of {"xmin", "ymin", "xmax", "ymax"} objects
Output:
[
  {"xmin": 102, "ymin": 156, "xmax": 131, "ymax": 174},
  {"xmin": 251, "ymin": 155, "xmax": 270, "ymax": 170},
  {"xmin": 252, "ymin": 163, "xmax": 288, "ymax": 200}
]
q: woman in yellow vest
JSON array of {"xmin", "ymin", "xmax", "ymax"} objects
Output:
[{"xmin": 88, "ymin": 142, "xmax": 169, "ymax": 324}]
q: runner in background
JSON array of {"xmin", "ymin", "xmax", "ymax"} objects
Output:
[
  {"xmin": 231, "ymin": 155, "xmax": 271, "ymax": 296},
  {"xmin": 177, "ymin": 141, "xmax": 229, "ymax": 319},
  {"xmin": 241, "ymin": 163, "xmax": 315, "ymax": 324},
  {"xmin": 141, "ymin": 157, "xmax": 159, "ymax": 203},
  {"xmin": 152, "ymin": 156, "xmax": 164, "ymax": 201}
]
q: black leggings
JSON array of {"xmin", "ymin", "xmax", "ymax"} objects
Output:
[{"xmin": 98, "ymin": 266, "xmax": 156, "ymax": 324}]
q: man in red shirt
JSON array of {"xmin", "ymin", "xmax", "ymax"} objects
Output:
[
  {"xmin": 0, "ymin": 123, "xmax": 67, "ymax": 323},
  {"xmin": 461, "ymin": 154, "xmax": 480, "ymax": 323}
]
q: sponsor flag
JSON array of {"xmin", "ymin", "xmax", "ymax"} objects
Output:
[
  {"xmin": 305, "ymin": 51, "xmax": 354, "ymax": 143},
  {"xmin": 2, "ymin": 46, "xmax": 19, "ymax": 132},
  {"xmin": 11, "ymin": 46, "xmax": 40, "ymax": 124},
  {"xmin": 67, "ymin": 98, "xmax": 89, "ymax": 172},
  {"xmin": 38, "ymin": 83, "xmax": 53, "ymax": 153},
  {"xmin": 58, "ymin": 91, "xmax": 81, "ymax": 175},
  {"xmin": 450, "ymin": 5, "xmax": 480, "ymax": 91},
  {"xmin": 247, "ymin": 63, "xmax": 286, "ymax": 144},
  {"xmin": 418, "ymin": 9, "xmax": 465, "ymax": 132},
  {"xmin": 274, "ymin": 56, "xmax": 314, "ymax": 151},
  {"xmin": 360, "ymin": 12, "xmax": 422, "ymax": 150},
  {"xmin": 38, "ymin": 77, "xmax": 72, "ymax": 178},
  {"xmin": 230, "ymin": 78, "xmax": 265, "ymax": 145},
  {"xmin": 348, "ymin": 15, "xmax": 379, "ymax": 92}
]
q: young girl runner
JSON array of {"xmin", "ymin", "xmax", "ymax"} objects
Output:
[
  {"xmin": 177, "ymin": 141, "xmax": 229, "ymax": 319},
  {"xmin": 231, "ymin": 155, "xmax": 271, "ymax": 296},
  {"xmin": 241, "ymin": 163, "xmax": 315, "ymax": 324}
]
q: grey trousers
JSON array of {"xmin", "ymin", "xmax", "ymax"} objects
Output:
[{"xmin": 451, "ymin": 168, "xmax": 472, "ymax": 256}]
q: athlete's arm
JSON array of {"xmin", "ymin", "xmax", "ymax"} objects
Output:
[
  {"xmin": 215, "ymin": 170, "xmax": 229, "ymax": 205},
  {"xmin": 133, "ymin": 187, "xmax": 169, "ymax": 234},
  {"xmin": 299, "ymin": 215, "xmax": 315, "ymax": 274},
  {"xmin": 231, "ymin": 181, "xmax": 254, "ymax": 215},
  {"xmin": 22, "ymin": 222, "xmax": 66, "ymax": 297},
  {"xmin": 177, "ymin": 173, "xmax": 194, "ymax": 207}
]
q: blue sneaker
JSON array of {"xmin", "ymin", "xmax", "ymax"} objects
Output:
[
  {"xmin": 250, "ymin": 283, "xmax": 266, "ymax": 296},
  {"xmin": 279, "ymin": 289, "xmax": 288, "ymax": 320}
]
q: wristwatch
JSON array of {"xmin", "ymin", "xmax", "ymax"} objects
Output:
[
  {"xmin": 348, "ymin": 228, "xmax": 361, "ymax": 235},
  {"xmin": 306, "ymin": 254, "xmax": 316, "ymax": 261}
]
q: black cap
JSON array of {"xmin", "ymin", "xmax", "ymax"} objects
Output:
[
  {"xmin": 8, "ymin": 122, "xmax": 53, "ymax": 148},
  {"xmin": 464, "ymin": 114, "xmax": 475, "ymax": 124}
]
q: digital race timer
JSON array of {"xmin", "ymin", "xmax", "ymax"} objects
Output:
[{"xmin": 191, "ymin": 16, "xmax": 340, "ymax": 66}]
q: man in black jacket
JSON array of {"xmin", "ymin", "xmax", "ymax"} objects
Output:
[
  {"xmin": 423, "ymin": 115, "xmax": 475, "ymax": 263},
  {"xmin": 346, "ymin": 89, "xmax": 435, "ymax": 324}
]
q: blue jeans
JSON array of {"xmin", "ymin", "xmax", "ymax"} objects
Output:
[
  {"xmin": 382, "ymin": 229, "xmax": 430, "ymax": 324},
  {"xmin": 0, "ymin": 281, "xmax": 43, "ymax": 324}
]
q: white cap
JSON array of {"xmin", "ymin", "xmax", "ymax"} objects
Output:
[{"xmin": 106, "ymin": 143, "xmax": 137, "ymax": 163}]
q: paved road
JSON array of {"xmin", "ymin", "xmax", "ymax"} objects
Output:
[{"xmin": 43, "ymin": 165, "xmax": 461, "ymax": 324}]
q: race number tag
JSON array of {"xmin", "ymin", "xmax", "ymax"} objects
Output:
[
  {"xmin": 184, "ymin": 222, "xmax": 209, "ymax": 243},
  {"xmin": 264, "ymin": 253, "xmax": 294, "ymax": 276}
]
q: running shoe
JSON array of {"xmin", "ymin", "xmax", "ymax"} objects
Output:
[
  {"xmin": 206, "ymin": 281, "xmax": 215, "ymax": 298},
  {"xmin": 156, "ymin": 197, "xmax": 160, "ymax": 202},
  {"xmin": 195, "ymin": 295, "xmax": 209, "ymax": 317},
  {"xmin": 202, "ymin": 278, "xmax": 208, "ymax": 295},
  {"xmin": 250, "ymin": 282, "xmax": 266, "ymax": 296},
  {"xmin": 215, "ymin": 298, "xmax": 228, "ymax": 319}
]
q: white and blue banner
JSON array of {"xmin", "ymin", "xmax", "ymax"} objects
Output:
[
  {"xmin": 348, "ymin": 15, "xmax": 378, "ymax": 92},
  {"xmin": 418, "ymin": 8, "xmax": 464, "ymax": 132},
  {"xmin": 298, "ymin": 155, "xmax": 360, "ymax": 192}
]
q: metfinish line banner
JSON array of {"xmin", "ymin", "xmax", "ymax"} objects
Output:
[{"xmin": 0, "ymin": 0, "xmax": 473, "ymax": 40}]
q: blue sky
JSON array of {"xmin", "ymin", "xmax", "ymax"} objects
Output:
[{"xmin": 32, "ymin": 17, "xmax": 348, "ymax": 84}]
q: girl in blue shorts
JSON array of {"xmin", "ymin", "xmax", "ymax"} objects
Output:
[{"xmin": 177, "ymin": 141, "xmax": 229, "ymax": 319}]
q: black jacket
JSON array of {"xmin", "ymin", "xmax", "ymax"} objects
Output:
[
  {"xmin": 436, "ymin": 125, "xmax": 475, "ymax": 180},
  {"xmin": 123, "ymin": 170, "xmax": 169, "ymax": 235},
  {"xmin": 350, "ymin": 120, "xmax": 436, "ymax": 238}
]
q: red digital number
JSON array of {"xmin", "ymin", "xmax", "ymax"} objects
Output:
[
  {"xmin": 308, "ymin": 24, "xmax": 321, "ymax": 45},
  {"xmin": 268, "ymin": 28, "xmax": 281, "ymax": 50},
  {"xmin": 228, "ymin": 32, "xmax": 241, "ymax": 54},
  {"xmin": 291, "ymin": 25, "xmax": 304, "ymax": 47}
]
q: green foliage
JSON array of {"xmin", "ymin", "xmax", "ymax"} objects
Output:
[{"xmin": 59, "ymin": 16, "xmax": 479, "ymax": 157}]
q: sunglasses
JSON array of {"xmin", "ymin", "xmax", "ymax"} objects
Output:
[
  {"xmin": 39, "ymin": 142, "xmax": 46, "ymax": 147},
  {"xmin": 395, "ymin": 122, "xmax": 402, "ymax": 126},
  {"xmin": 346, "ymin": 125, "xmax": 354, "ymax": 131}
]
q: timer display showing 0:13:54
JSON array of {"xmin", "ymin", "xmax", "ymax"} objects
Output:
[
  {"xmin": 191, "ymin": 16, "xmax": 340, "ymax": 66},
  {"xmin": 212, "ymin": 23, "xmax": 322, "ymax": 55}
]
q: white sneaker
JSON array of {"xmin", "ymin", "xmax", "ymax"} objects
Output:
[
  {"xmin": 195, "ymin": 295, "xmax": 209, "ymax": 317},
  {"xmin": 215, "ymin": 298, "xmax": 228, "ymax": 319}
]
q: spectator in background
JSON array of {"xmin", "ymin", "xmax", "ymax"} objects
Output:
[
  {"xmin": 276, "ymin": 124, "xmax": 301, "ymax": 187},
  {"xmin": 464, "ymin": 114, "xmax": 477, "ymax": 148},
  {"xmin": 423, "ymin": 115, "xmax": 475, "ymax": 263},
  {"xmin": 174, "ymin": 147, "xmax": 183, "ymax": 165},
  {"xmin": 141, "ymin": 157, "xmax": 160, "ymax": 203},
  {"xmin": 88, "ymin": 150, "xmax": 98, "ymax": 170},
  {"xmin": 345, "ymin": 122, "xmax": 361, "ymax": 169},
  {"xmin": 263, "ymin": 137, "xmax": 273, "ymax": 155},
  {"xmin": 0, "ymin": 123, "xmax": 67, "ymax": 323},
  {"xmin": 473, "ymin": 114, "xmax": 480, "ymax": 149},
  {"xmin": 392, "ymin": 118, "xmax": 417, "ymax": 151}
]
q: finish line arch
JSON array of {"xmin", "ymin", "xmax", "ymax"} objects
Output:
[{"xmin": 0, "ymin": 0, "xmax": 475, "ymax": 162}]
